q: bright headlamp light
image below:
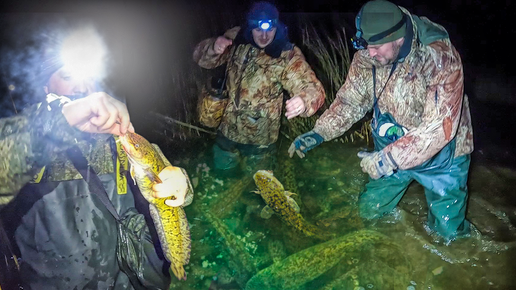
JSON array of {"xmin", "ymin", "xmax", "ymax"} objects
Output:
[
  {"xmin": 259, "ymin": 20, "xmax": 272, "ymax": 30},
  {"xmin": 59, "ymin": 26, "xmax": 107, "ymax": 81},
  {"xmin": 249, "ymin": 19, "xmax": 277, "ymax": 31}
]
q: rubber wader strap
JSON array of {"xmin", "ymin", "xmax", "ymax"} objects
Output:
[{"xmin": 66, "ymin": 146, "xmax": 121, "ymax": 221}]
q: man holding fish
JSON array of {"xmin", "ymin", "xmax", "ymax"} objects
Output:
[{"xmin": 0, "ymin": 24, "xmax": 190, "ymax": 289}]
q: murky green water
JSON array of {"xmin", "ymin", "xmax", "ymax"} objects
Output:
[{"xmin": 167, "ymin": 136, "xmax": 516, "ymax": 290}]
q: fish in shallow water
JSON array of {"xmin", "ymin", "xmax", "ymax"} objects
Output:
[
  {"xmin": 245, "ymin": 229, "xmax": 389, "ymax": 290},
  {"xmin": 119, "ymin": 132, "xmax": 191, "ymax": 280},
  {"xmin": 253, "ymin": 170, "xmax": 333, "ymax": 240}
]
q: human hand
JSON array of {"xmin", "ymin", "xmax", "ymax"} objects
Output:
[
  {"xmin": 212, "ymin": 36, "xmax": 233, "ymax": 55},
  {"xmin": 285, "ymin": 96, "xmax": 306, "ymax": 119},
  {"xmin": 288, "ymin": 130, "xmax": 324, "ymax": 158},
  {"xmin": 152, "ymin": 166, "xmax": 189, "ymax": 207},
  {"xmin": 61, "ymin": 92, "xmax": 135, "ymax": 136},
  {"xmin": 357, "ymin": 150, "xmax": 397, "ymax": 179}
]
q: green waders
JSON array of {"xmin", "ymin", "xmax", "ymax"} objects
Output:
[
  {"xmin": 212, "ymin": 132, "xmax": 276, "ymax": 173},
  {"xmin": 359, "ymin": 65, "xmax": 471, "ymax": 241}
]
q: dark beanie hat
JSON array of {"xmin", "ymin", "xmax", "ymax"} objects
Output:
[
  {"xmin": 35, "ymin": 32, "xmax": 65, "ymax": 86},
  {"xmin": 236, "ymin": 1, "xmax": 289, "ymax": 58},
  {"xmin": 359, "ymin": 0, "xmax": 407, "ymax": 45},
  {"xmin": 38, "ymin": 49, "xmax": 63, "ymax": 85},
  {"xmin": 247, "ymin": 1, "xmax": 279, "ymax": 27}
]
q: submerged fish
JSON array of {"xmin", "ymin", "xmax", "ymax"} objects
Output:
[
  {"xmin": 203, "ymin": 209, "xmax": 259, "ymax": 275},
  {"xmin": 245, "ymin": 229, "xmax": 388, "ymax": 290},
  {"xmin": 253, "ymin": 170, "xmax": 333, "ymax": 240},
  {"xmin": 119, "ymin": 132, "xmax": 192, "ymax": 280}
]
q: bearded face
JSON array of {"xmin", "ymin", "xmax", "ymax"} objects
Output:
[{"xmin": 367, "ymin": 37, "xmax": 405, "ymax": 66}]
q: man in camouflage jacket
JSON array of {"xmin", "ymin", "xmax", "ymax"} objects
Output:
[
  {"xmin": 290, "ymin": 0, "xmax": 473, "ymax": 242},
  {"xmin": 0, "ymin": 26, "xmax": 191, "ymax": 289},
  {"xmin": 193, "ymin": 1, "xmax": 325, "ymax": 171}
]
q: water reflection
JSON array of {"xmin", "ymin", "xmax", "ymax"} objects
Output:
[{"xmin": 168, "ymin": 136, "xmax": 516, "ymax": 290}]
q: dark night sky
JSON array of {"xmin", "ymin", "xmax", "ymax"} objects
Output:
[
  {"xmin": 0, "ymin": 0, "xmax": 512, "ymax": 79},
  {"xmin": 0, "ymin": 0, "xmax": 512, "ymax": 107},
  {"xmin": 0, "ymin": 0, "xmax": 512, "ymax": 67}
]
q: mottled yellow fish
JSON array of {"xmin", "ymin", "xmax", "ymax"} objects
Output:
[
  {"xmin": 253, "ymin": 170, "xmax": 333, "ymax": 240},
  {"xmin": 245, "ymin": 229, "xmax": 389, "ymax": 290},
  {"xmin": 119, "ymin": 132, "xmax": 191, "ymax": 281}
]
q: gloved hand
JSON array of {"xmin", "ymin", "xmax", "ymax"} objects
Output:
[
  {"xmin": 152, "ymin": 166, "xmax": 189, "ymax": 207},
  {"xmin": 288, "ymin": 130, "xmax": 324, "ymax": 158},
  {"xmin": 357, "ymin": 150, "xmax": 398, "ymax": 179}
]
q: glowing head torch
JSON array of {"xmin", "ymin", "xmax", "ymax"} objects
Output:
[
  {"xmin": 249, "ymin": 18, "xmax": 277, "ymax": 31},
  {"xmin": 259, "ymin": 19, "xmax": 274, "ymax": 30},
  {"xmin": 247, "ymin": 2, "xmax": 279, "ymax": 32},
  {"xmin": 58, "ymin": 26, "xmax": 108, "ymax": 81}
]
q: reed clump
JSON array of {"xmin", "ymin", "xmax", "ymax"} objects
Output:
[{"xmin": 282, "ymin": 24, "xmax": 372, "ymax": 145}]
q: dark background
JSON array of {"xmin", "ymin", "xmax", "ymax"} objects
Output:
[{"xmin": 0, "ymin": 0, "xmax": 514, "ymax": 167}]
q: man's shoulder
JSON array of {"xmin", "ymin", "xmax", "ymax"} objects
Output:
[
  {"xmin": 425, "ymin": 39, "xmax": 452, "ymax": 54},
  {"xmin": 412, "ymin": 15, "xmax": 449, "ymax": 46},
  {"xmin": 281, "ymin": 44, "xmax": 305, "ymax": 61},
  {"xmin": 419, "ymin": 37, "xmax": 460, "ymax": 69},
  {"xmin": 283, "ymin": 42, "xmax": 294, "ymax": 51}
]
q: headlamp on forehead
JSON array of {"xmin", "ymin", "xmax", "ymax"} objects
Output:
[
  {"xmin": 352, "ymin": 7, "xmax": 367, "ymax": 50},
  {"xmin": 59, "ymin": 27, "xmax": 107, "ymax": 81},
  {"xmin": 352, "ymin": 35, "xmax": 368, "ymax": 50},
  {"xmin": 249, "ymin": 19, "xmax": 277, "ymax": 31}
]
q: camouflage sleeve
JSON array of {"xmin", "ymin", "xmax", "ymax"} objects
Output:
[
  {"xmin": 193, "ymin": 26, "xmax": 241, "ymax": 69},
  {"xmin": 384, "ymin": 40, "xmax": 464, "ymax": 170},
  {"xmin": 280, "ymin": 46, "xmax": 325, "ymax": 117},
  {"xmin": 0, "ymin": 97, "xmax": 85, "ymax": 198},
  {"xmin": 312, "ymin": 53, "xmax": 373, "ymax": 141},
  {"xmin": 0, "ymin": 110, "xmax": 38, "ymax": 202}
]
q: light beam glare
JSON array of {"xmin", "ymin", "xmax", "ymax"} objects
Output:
[{"xmin": 60, "ymin": 26, "xmax": 107, "ymax": 81}]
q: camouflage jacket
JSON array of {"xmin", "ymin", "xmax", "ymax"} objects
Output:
[
  {"xmin": 313, "ymin": 8, "xmax": 473, "ymax": 170},
  {"xmin": 0, "ymin": 95, "xmax": 192, "ymax": 289},
  {"xmin": 0, "ymin": 100, "xmax": 81, "ymax": 205},
  {"xmin": 0, "ymin": 95, "xmax": 192, "ymax": 206},
  {"xmin": 193, "ymin": 27, "xmax": 325, "ymax": 145}
]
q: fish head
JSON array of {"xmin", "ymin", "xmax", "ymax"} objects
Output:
[
  {"xmin": 118, "ymin": 132, "xmax": 153, "ymax": 165},
  {"xmin": 253, "ymin": 170, "xmax": 283, "ymax": 193},
  {"xmin": 253, "ymin": 170, "xmax": 274, "ymax": 183}
]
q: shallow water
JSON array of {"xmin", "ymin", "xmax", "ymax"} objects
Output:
[{"xmin": 167, "ymin": 136, "xmax": 516, "ymax": 290}]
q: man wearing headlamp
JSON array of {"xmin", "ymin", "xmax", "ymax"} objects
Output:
[
  {"xmin": 289, "ymin": 0, "xmax": 474, "ymax": 243},
  {"xmin": 0, "ymin": 25, "xmax": 187, "ymax": 289},
  {"xmin": 194, "ymin": 1, "xmax": 325, "ymax": 172}
]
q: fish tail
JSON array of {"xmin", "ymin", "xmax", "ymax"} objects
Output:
[
  {"xmin": 150, "ymin": 201, "xmax": 189, "ymax": 280},
  {"xmin": 171, "ymin": 263, "xmax": 187, "ymax": 281},
  {"xmin": 178, "ymin": 207, "xmax": 191, "ymax": 264},
  {"xmin": 302, "ymin": 222, "xmax": 335, "ymax": 241}
]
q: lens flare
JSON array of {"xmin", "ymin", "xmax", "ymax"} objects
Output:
[{"xmin": 59, "ymin": 26, "xmax": 107, "ymax": 81}]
